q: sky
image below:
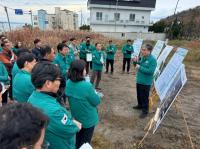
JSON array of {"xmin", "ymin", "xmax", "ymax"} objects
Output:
[{"xmin": 0, "ymin": 0, "xmax": 199, "ymax": 27}]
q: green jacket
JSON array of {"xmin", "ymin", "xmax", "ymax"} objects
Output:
[
  {"xmin": 122, "ymin": 44, "xmax": 134, "ymax": 59},
  {"xmin": 136, "ymin": 54, "xmax": 157, "ymax": 85},
  {"xmin": 13, "ymin": 70, "xmax": 35, "ymax": 102},
  {"xmin": 12, "ymin": 62, "xmax": 20, "ymax": 79},
  {"xmin": 106, "ymin": 44, "xmax": 117, "ymax": 60},
  {"xmin": 65, "ymin": 80, "xmax": 101, "ymax": 128},
  {"xmin": 79, "ymin": 42, "xmax": 95, "ymax": 59},
  {"xmin": 92, "ymin": 50, "xmax": 106, "ymax": 71},
  {"xmin": 11, "ymin": 47, "xmax": 18, "ymax": 55},
  {"xmin": 28, "ymin": 91, "xmax": 79, "ymax": 149},
  {"xmin": 0, "ymin": 61, "xmax": 9, "ymax": 84},
  {"xmin": 53, "ymin": 53, "xmax": 74, "ymax": 77}
]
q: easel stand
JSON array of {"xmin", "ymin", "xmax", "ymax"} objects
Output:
[{"xmin": 137, "ymin": 97, "xmax": 195, "ymax": 149}]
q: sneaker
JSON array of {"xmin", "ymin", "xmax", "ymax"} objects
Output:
[{"xmin": 132, "ymin": 105, "xmax": 142, "ymax": 110}]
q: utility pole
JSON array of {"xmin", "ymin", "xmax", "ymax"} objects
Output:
[
  {"xmin": 29, "ymin": 10, "xmax": 33, "ymax": 28},
  {"xmin": 114, "ymin": 0, "xmax": 119, "ymax": 32},
  {"xmin": 4, "ymin": 6, "xmax": 11, "ymax": 31},
  {"xmin": 81, "ymin": 9, "xmax": 83, "ymax": 26},
  {"xmin": 169, "ymin": 0, "xmax": 180, "ymax": 39}
]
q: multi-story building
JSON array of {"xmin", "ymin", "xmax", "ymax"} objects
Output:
[
  {"xmin": 33, "ymin": 7, "xmax": 78, "ymax": 31},
  {"xmin": 87, "ymin": 0, "xmax": 156, "ymax": 33}
]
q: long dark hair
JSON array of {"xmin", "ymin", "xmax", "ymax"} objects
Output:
[{"xmin": 68, "ymin": 60, "xmax": 86, "ymax": 82}]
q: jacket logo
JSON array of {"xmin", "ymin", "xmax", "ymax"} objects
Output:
[{"xmin": 61, "ymin": 114, "xmax": 68, "ymax": 125}]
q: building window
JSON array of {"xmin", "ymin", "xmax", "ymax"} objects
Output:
[
  {"xmin": 96, "ymin": 12, "xmax": 102, "ymax": 21},
  {"xmin": 129, "ymin": 14, "xmax": 135, "ymax": 21},
  {"xmin": 114, "ymin": 13, "xmax": 120, "ymax": 21}
]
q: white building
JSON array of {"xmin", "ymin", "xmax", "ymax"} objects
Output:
[{"xmin": 88, "ymin": 0, "xmax": 156, "ymax": 33}]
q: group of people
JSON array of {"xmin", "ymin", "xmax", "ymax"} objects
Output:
[{"xmin": 0, "ymin": 33, "xmax": 157, "ymax": 149}]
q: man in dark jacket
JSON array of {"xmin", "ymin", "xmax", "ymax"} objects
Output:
[{"xmin": 32, "ymin": 39, "xmax": 43, "ymax": 61}]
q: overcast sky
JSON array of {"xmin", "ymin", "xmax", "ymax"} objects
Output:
[{"xmin": 0, "ymin": 0, "xmax": 199, "ymax": 25}]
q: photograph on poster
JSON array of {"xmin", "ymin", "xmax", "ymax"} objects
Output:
[{"xmin": 153, "ymin": 65, "xmax": 187, "ymax": 133}]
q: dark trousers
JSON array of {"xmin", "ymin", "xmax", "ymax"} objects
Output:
[
  {"xmin": 136, "ymin": 83, "xmax": 151, "ymax": 114},
  {"xmin": 90, "ymin": 70, "xmax": 102, "ymax": 88},
  {"xmin": 81, "ymin": 58, "xmax": 92, "ymax": 75},
  {"xmin": 106, "ymin": 59, "xmax": 114, "ymax": 73},
  {"xmin": 2, "ymin": 90, "xmax": 8, "ymax": 105},
  {"xmin": 76, "ymin": 126, "xmax": 95, "ymax": 149},
  {"xmin": 123, "ymin": 58, "xmax": 131, "ymax": 72}
]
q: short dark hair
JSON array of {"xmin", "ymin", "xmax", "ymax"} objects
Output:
[
  {"xmin": 109, "ymin": 40, "xmax": 112, "ymax": 43},
  {"xmin": 41, "ymin": 45, "xmax": 52, "ymax": 58},
  {"xmin": 31, "ymin": 62, "xmax": 61, "ymax": 89},
  {"xmin": 57, "ymin": 43, "xmax": 69, "ymax": 52},
  {"xmin": 0, "ymin": 34, "xmax": 6, "ymax": 40},
  {"xmin": 17, "ymin": 53, "xmax": 35, "ymax": 69},
  {"xmin": 95, "ymin": 42, "xmax": 101, "ymax": 47},
  {"xmin": 70, "ymin": 37, "xmax": 76, "ymax": 42},
  {"xmin": 62, "ymin": 40, "xmax": 67, "ymax": 44},
  {"xmin": 16, "ymin": 48, "xmax": 30, "ymax": 57},
  {"xmin": 1, "ymin": 41, "xmax": 9, "ymax": 48},
  {"xmin": 86, "ymin": 36, "xmax": 90, "ymax": 40},
  {"xmin": 0, "ymin": 103, "xmax": 48, "ymax": 149},
  {"xmin": 127, "ymin": 39, "xmax": 132, "ymax": 43},
  {"xmin": 68, "ymin": 60, "xmax": 86, "ymax": 82},
  {"xmin": 34, "ymin": 39, "xmax": 41, "ymax": 45},
  {"xmin": 145, "ymin": 44, "xmax": 153, "ymax": 52}
]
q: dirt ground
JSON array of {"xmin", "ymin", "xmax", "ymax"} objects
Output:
[{"xmin": 91, "ymin": 53, "xmax": 200, "ymax": 149}]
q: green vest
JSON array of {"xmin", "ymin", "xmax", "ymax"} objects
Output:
[
  {"xmin": 28, "ymin": 91, "xmax": 79, "ymax": 149},
  {"xmin": 0, "ymin": 61, "xmax": 9, "ymax": 84},
  {"xmin": 79, "ymin": 42, "xmax": 95, "ymax": 59},
  {"xmin": 13, "ymin": 70, "xmax": 35, "ymax": 102},
  {"xmin": 53, "ymin": 53, "xmax": 74, "ymax": 77},
  {"xmin": 65, "ymin": 80, "xmax": 101, "ymax": 128},
  {"xmin": 92, "ymin": 50, "xmax": 105, "ymax": 71},
  {"xmin": 106, "ymin": 44, "xmax": 117, "ymax": 60},
  {"xmin": 136, "ymin": 54, "xmax": 157, "ymax": 85},
  {"xmin": 121, "ymin": 44, "xmax": 134, "ymax": 59}
]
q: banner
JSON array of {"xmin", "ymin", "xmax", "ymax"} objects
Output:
[
  {"xmin": 131, "ymin": 39, "xmax": 143, "ymax": 58},
  {"xmin": 153, "ymin": 64, "xmax": 187, "ymax": 133},
  {"xmin": 155, "ymin": 48, "xmax": 188, "ymax": 101},
  {"xmin": 154, "ymin": 46, "xmax": 174, "ymax": 79},
  {"xmin": 151, "ymin": 40, "xmax": 165, "ymax": 59}
]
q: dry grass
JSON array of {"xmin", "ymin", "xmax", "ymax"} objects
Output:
[
  {"xmin": 5, "ymin": 28, "xmax": 124, "ymax": 51},
  {"xmin": 169, "ymin": 40, "xmax": 200, "ymax": 63}
]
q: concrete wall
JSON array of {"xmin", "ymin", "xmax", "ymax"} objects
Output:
[{"xmin": 100, "ymin": 32, "xmax": 166, "ymax": 41}]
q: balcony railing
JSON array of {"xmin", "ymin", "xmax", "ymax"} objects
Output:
[{"xmin": 91, "ymin": 20, "xmax": 151, "ymax": 26}]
